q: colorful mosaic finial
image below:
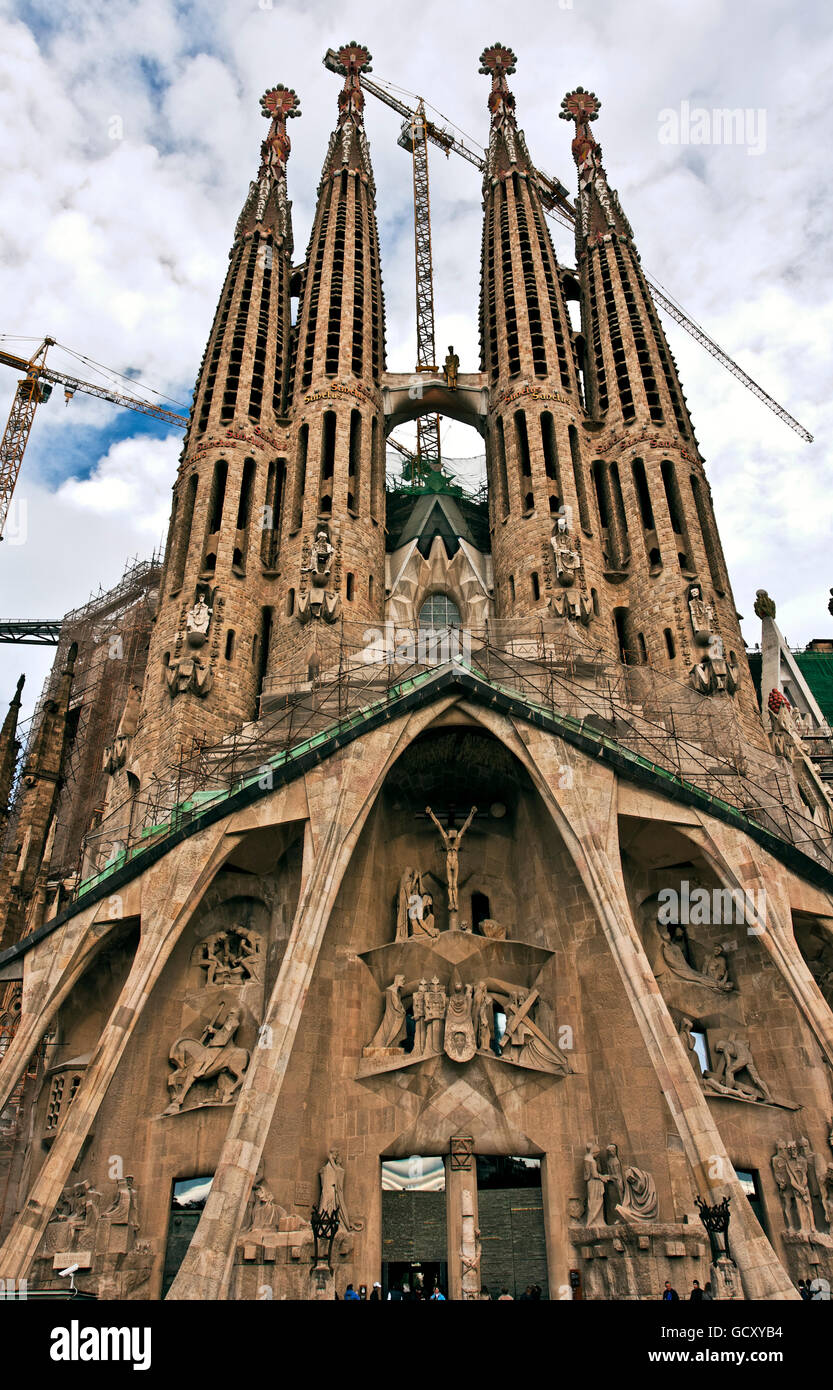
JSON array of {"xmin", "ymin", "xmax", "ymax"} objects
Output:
[
  {"xmin": 257, "ymin": 85, "xmax": 301, "ymax": 178},
  {"xmin": 328, "ymin": 41, "xmax": 372, "ymax": 126},
  {"xmin": 479, "ymin": 44, "xmax": 517, "ymax": 126},
  {"xmin": 560, "ymin": 87, "xmax": 602, "ymax": 166}
]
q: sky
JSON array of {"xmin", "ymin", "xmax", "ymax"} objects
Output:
[{"xmin": 1, "ymin": 0, "xmax": 832, "ymax": 724}]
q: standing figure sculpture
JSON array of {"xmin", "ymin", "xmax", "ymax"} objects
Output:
[
  {"xmin": 369, "ymin": 974, "xmax": 408, "ymax": 1050},
  {"xmin": 604, "ymin": 1143, "xmax": 625, "ymax": 1221},
  {"xmin": 318, "ymin": 1148, "xmax": 362, "ymax": 1233},
  {"xmin": 583, "ymin": 1143, "xmax": 614, "ymax": 1226},
  {"xmin": 425, "ymin": 805, "xmax": 477, "ymax": 915}
]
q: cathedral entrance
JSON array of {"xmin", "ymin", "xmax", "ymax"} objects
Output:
[
  {"xmin": 381, "ymin": 1157, "xmax": 448, "ymax": 1298},
  {"xmin": 476, "ymin": 1156, "xmax": 549, "ymax": 1299},
  {"xmin": 161, "ymin": 1176, "xmax": 213, "ymax": 1298}
]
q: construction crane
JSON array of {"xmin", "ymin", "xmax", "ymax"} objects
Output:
[
  {"xmin": 352, "ymin": 71, "xmax": 813, "ymax": 445},
  {"xmin": 0, "ymin": 337, "xmax": 189, "ymax": 540},
  {"xmin": 397, "ymin": 101, "xmax": 443, "ymax": 472}
]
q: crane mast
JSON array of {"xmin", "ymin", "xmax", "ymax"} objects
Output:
[{"xmin": 398, "ymin": 101, "xmax": 442, "ymax": 472}]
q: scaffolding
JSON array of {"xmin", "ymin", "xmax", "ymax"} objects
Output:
[{"xmin": 73, "ymin": 617, "xmax": 833, "ymax": 901}]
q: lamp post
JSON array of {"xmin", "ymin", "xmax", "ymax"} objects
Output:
[
  {"xmin": 695, "ymin": 1194, "xmax": 732, "ymax": 1262},
  {"xmin": 310, "ymin": 1203, "xmax": 340, "ymax": 1298}
]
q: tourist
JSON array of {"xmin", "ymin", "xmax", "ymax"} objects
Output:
[
  {"xmin": 798, "ymin": 1279, "xmax": 811, "ymax": 1300},
  {"xmin": 369, "ymin": 1282, "xmax": 381, "ymax": 1301},
  {"xmin": 702, "ymin": 1281, "xmax": 714, "ymax": 1301},
  {"xmin": 519, "ymin": 1285, "xmax": 535, "ymax": 1300},
  {"xmin": 344, "ymin": 1283, "xmax": 360, "ymax": 1301},
  {"xmin": 498, "ymin": 1286, "xmax": 514, "ymax": 1300},
  {"xmin": 689, "ymin": 1280, "xmax": 704, "ymax": 1301},
  {"xmin": 662, "ymin": 1280, "xmax": 679, "ymax": 1301},
  {"xmin": 479, "ymin": 1286, "xmax": 491, "ymax": 1300},
  {"xmin": 429, "ymin": 1286, "xmax": 446, "ymax": 1300},
  {"xmin": 359, "ymin": 1284, "xmax": 368, "ymax": 1299}
]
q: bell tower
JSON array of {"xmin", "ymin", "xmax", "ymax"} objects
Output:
[
  {"xmin": 478, "ymin": 46, "xmax": 601, "ymax": 631},
  {"xmin": 559, "ymin": 87, "xmax": 754, "ymax": 712},
  {"xmin": 135, "ymin": 84, "xmax": 300, "ymax": 769},
  {"xmin": 266, "ymin": 41, "xmax": 387, "ymax": 667}
]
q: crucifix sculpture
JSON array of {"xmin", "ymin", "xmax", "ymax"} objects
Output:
[{"xmin": 425, "ymin": 805, "xmax": 477, "ymax": 922}]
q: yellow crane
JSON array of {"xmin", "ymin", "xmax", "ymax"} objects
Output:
[{"xmin": 0, "ymin": 337, "xmax": 189, "ymax": 540}]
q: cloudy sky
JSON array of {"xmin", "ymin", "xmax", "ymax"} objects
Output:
[{"xmin": 1, "ymin": 0, "xmax": 831, "ymax": 722}]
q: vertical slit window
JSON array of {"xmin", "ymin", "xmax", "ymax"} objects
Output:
[
  {"xmin": 569, "ymin": 425, "xmax": 592, "ymax": 535},
  {"xmin": 319, "ymin": 411, "xmax": 336, "ymax": 514},
  {"xmin": 370, "ymin": 416, "xmax": 381, "ymax": 523},
  {"xmin": 292, "ymin": 425, "xmax": 308, "ymax": 531},
  {"xmin": 221, "ymin": 237, "xmax": 259, "ymax": 423},
  {"xmin": 207, "ymin": 460, "xmax": 227, "ymax": 536},
  {"xmin": 495, "ymin": 416, "xmax": 510, "ymax": 519},
  {"xmin": 499, "ymin": 186, "xmax": 521, "ymax": 375},
  {"xmin": 348, "ymin": 410, "xmax": 361, "ymax": 514},
  {"xmin": 236, "ymin": 457, "xmax": 255, "ymax": 530},
  {"xmin": 632, "ymin": 458, "xmax": 655, "ymax": 529},
  {"xmin": 169, "ymin": 474, "xmax": 197, "ymax": 593}
]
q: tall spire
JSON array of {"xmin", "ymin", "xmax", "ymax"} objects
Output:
[
  {"xmin": 318, "ymin": 42, "xmax": 376, "ymax": 187},
  {"xmin": 478, "ymin": 47, "xmax": 594, "ymax": 629},
  {"xmin": 234, "ymin": 84, "xmax": 301, "ymax": 245},
  {"xmin": 559, "ymin": 88, "xmax": 634, "ymax": 248},
  {"xmin": 479, "ymin": 43, "xmax": 536, "ymax": 181}
]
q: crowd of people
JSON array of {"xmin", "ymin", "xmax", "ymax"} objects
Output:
[{"xmin": 340, "ymin": 1282, "xmax": 545, "ymax": 1300}]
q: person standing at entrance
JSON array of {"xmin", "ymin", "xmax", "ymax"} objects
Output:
[{"xmin": 662, "ymin": 1281, "xmax": 679, "ymax": 1301}]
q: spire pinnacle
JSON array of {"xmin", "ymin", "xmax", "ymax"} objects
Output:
[
  {"xmin": 559, "ymin": 86, "xmax": 633, "ymax": 246},
  {"xmin": 330, "ymin": 42, "xmax": 372, "ymax": 127},
  {"xmin": 259, "ymin": 84, "xmax": 301, "ymax": 179},
  {"xmin": 479, "ymin": 43, "xmax": 518, "ymax": 128},
  {"xmin": 234, "ymin": 83, "xmax": 301, "ymax": 244}
]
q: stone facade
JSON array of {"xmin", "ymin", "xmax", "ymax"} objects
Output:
[{"xmin": 0, "ymin": 42, "xmax": 832, "ymax": 1304}]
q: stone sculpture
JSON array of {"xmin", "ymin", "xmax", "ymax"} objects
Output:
[
  {"xmin": 771, "ymin": 1139, "xmax": 794, "ymax": 1228},
  {"xmin": 655, "ymin": 919, "xmax": 734, "ymax": 993},
  {"xmin": 583, "ymin": 1143, "xmax": 614, "ymax": 1226},
  {"xmin": 785, "ymin": 1140, "xmax": 817, "ymax": 1236},
  {"xmin": 444, "ymin": 971, "xmax": 477, "ymax": 1062},
  {"xmin": 298, "ymin": 526, "xmax": 341, "ymax": 624},
  {"xmin": 704, "ymin": 1033, "xmax": 771, "ymax": 1103},
  {"xmin": 164, "ymin": 1002, "xmax": 249, "ymax": 1114},
  {"xmin": 425, "ymin": 976, "xmax": 448, "ymax": 1052},
  {"xmin": 395, "ymin": 867, "xmax": 424, "ymax": 941},
  {"xmin": 425, "ymin": 805, "xmax": 477, "ymax": 914},
  {"xmin": 102, "ymin": 1175, "xmax": 140, "ymax": 1253},
  {"xmin": 368, "ymin": 974, "xmax": 408, "ymax": 1050},
  {"xmin": 195, "ymin": 926, "xmax": 263, "ymax": 986},
  {"xmin": 604, "ymin": 1142, "xmax": 625, "ymax": 1221},
  {"xmin": 614, "ymin": 1166, "xmax": 658, "ymax": 1224},
  {"xmin": 318, "ymin": 1148, "xmax": 362, "ymax": 1233},
  {"xmin": 473, "ymin": 979, "xmax": 495, "ymax": 1053}
]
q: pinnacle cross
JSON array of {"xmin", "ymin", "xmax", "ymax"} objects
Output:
[
  {"xmin": 330, "ymin": 41, "xmax": 372, "ymax": 126},
  {"xmin": 478, "ymin": 43, "xmax": 517, "ymax": 127},
  {"xmin": 559, "ymin": 87, "xmax": 602, "ymax": 168},
  {"xmin": 258, "ymin": 84, "xmax": 301, "ymax": 179}
]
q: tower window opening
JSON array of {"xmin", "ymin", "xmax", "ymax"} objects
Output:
[
  {"xmin": 286, "ymin": 588, "xmax": 295, "ymax": 617},
  {"xmin": 346, "ymin": 572, "xmax": 355, "ymax": 602},
  {"xmin": 508, "ymin": 575, "xmax": 515, "ymax": 603},
  {"xmin": 613, "ymin": 607, "xmax": 634, "ymax": 665},
  {"xmin": 631, "ymin": 458, "xmax": 655, "ymax": 530},
  {"xmin": 292, "ymin": 424, "xmax": 308, "ymax": 532},
  {"xmin": 664, "ymin": 627, "xmax": 676, "ymax": 658},
  {"xmin": 690, "ymin": 473, "xmax": 726, "ymax": 595},
  {"xmin": 637, "ymin": 631, "xmax": 648, "ymax": 663},
  {"xmin": 541, "ymin": 412, "xmax": 560, "ymax": 482},
  {"xmin": 236, "ymin": 457, "xmax": 256, "ymax": 530},
  {"xmin": 591, "ymin": 460, "xmax": 610, "ymax": 529},
  {"xmin": 169, "ymin": 473, "xmax": 198, "ymax": 594},
  {"xmin": 514, "ymin": 411, "xmax": 532, "ymax": 478},
  {"xmin": 348, "ymin": 409, "xmax": 361, "ymax": 516},
  {"xmin": 531, "ymin": 571, "xmax": 541, "ymax": 601},
  {"xmin": 232, "ymin": 547, "xmax": 245, "ymax": 575},
  {"xmin": 225, "ymin": 629, "xmax": 236, "ymax": 661},
  {"xmin": 569, "ymin": 425, "xmax": 592, "ymax": 535},
  {"xmin": 207, "ymin": 459, "xmax": 228, "ymax": 535},
  {"xmin": 591, "ymin": 588, "xmax": 599, "ymax": 616},
  {"xmin": 495, "ymin": 416, "xmax": 510, "ymax": 520},
  {"xmin": 256, "ymin": 606, "xmax": 273, "ymax": 705}
]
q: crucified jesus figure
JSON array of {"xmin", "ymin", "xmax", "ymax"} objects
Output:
[{"xmin": 425, "ymin": 806, "xmax": 477, "ymax": 913}]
